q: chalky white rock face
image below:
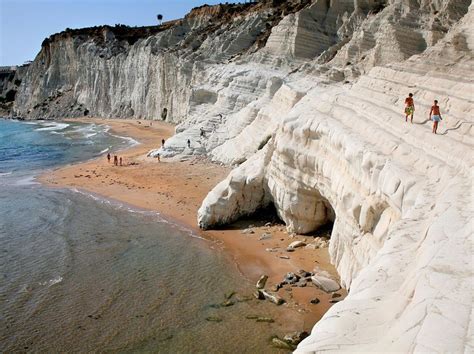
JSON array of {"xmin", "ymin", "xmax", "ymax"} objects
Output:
[
  {"xmin": 198, "ymin": 2, "xmax": 474, "ymax": 352},
  {"xmin": 8, "ymin": 0, "xmax": 474, "ymax": 352}
]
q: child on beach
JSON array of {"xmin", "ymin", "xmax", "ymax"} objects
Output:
[
  {"xmin": 161, "ymin": 139, "xmax": 165, "ymax": 148},
  {"xmin": 107, "ymin": 153, "xmax": 111, "ymax": 163},
  {"xmin": 430, "ymin": 100, "xmax": 443, "ymax": 134},
  {"xmin": 114, "ymin": 155, "xmax": 118, "ymax": 166},
  {"xmin": 404, "ymin": 93, "xmax": 415, "ymax": 123},
  {"xmin": 156, "ymin": 153, "xmax": 161, "ymax": 162},
  {"xmin": 119, "ymin": 157, "xmax": 123, "ymax": 166}
]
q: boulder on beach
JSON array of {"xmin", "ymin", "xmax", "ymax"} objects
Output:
[
  {"xmin": 256, "ymin": 275, "xmax": 268, "ymax": 289},
  {"xmin": 311, "ymin": 274, "xmax": 340, "ymax": 292}
]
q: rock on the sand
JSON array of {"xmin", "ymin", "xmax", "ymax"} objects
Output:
[
  {"xmin": 256, "ymin": 275, "xmax": 268, "ymax": 289},
  {"xmin": 272, "ymin": 337, "xmax": 295, "ymax": 350},
  {"xmin": 258, "ymin": 289, "xmax": 285, "ymax": 305},
  {"xmin": 288, "ymin": 240, "xmax": 306, "ymax": 249},
  {"xmin": 284, "ymin": 331, "xmax": 309, "ymax": 345},
  {"xmin": 283, "ymin": 272, "xmax": 300, "ymax": 285},
  {"xmin": 259, "ymin": 232, "xmax": 272, "ymax": 240},
  {"xmin": 241, "ymin": 228, "xmax": 254, "ymax": 234},
  {"xmin": 311, "ymin": 274, "xmax": 341, "ymax": 292}
]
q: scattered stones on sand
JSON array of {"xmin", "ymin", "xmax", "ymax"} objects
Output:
[
  {"xmin": 241, "ymin": 228, "xmax": 255, "ymax": 234},
  {"xmin": 283, "ymin": 331, "xmax": 309, "ymax": 346},
  {"xmin": 265, "ymin": 248, "xmax": 278, "ymax": 252},
  {"xmin": 205, "ymin": 316, "xmax": 223, "ymax": 322},
  {"xmin": 332, "ymin": 292, "xmax": 341, "ymax": 298},
  {"xmin": 305, "ymin": 237, "xmax": 330, "ymax": 250},
  {"xmin": 311, "ymin": 274, "xmax": 341, "ymax": 292},
  {"xmin": 220, "ymin": 300, "xmax": 234, "ymax": 307},
  {"xmin": 279, "ymin": 255, "xmax": 290, "ymax": 259},
  {"xmin": 283, "ymin": 272, "xmax": 300, "ymax": 285},
  {"xmin": 310, "ymin": 298, "xmax": 320, "ymax": 305},
  {"xmin": 259, "ymin": 233, "xmax": 272, "ymax": 240},
  {"xmin": 298, "ymin": 269, "xmax": 312, "ymax": 278},
  {"xmin": 256, "ymin": 275, "xmax": 268, "ymax": 289},
  {"xmin": 256, "ymin": 317, "xmax": 274, "ymax": 323},
  {"xmin": 295, "ymin": 279, "xmax": 307, "ymax": 287},
  {"xmin": 270, "ymin": 283, "xmax": 282, "ymax": 292},
  {"xmin": 271, "ymin": 337, "xmax": 296, "ymax": 350},
  {"xmin": 288, "ymin": 240, "xmax": 306, "ymax": 249},
  {"xmin": 260, "ymin": 289, "xmax": 285, "ymax": 305},
  {"xmin": 245, "ymin": 314, "xmax": 259, "ymax": 320},
  {"xmin": 254, "ymin": 290, "xmax": 265, "ymax": 300}
]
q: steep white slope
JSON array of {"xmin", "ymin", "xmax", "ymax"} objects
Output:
[
  {"xmin": 7, "ymin": 0, "xmax": 473, "ymax": 351},
  {"xmin": 198, "ymin": 4, "xmax": 474, "ymax": 352}
]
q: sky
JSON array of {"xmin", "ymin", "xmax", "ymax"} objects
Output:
[{"xmin": 0, "ymin": 0, "xmax": 244, "ymax": 66}]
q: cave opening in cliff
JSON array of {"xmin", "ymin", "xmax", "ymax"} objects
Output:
[
  {"xmin": 216, "ymin": 204, "xmax": 285, "ymax": 232},
  {"xmin": 311, "ymin": 199, "xmax": 335, "ymax": 236}
]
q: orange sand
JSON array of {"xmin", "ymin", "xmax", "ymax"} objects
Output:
[{"xmin": 39, "ymin": 117, "xmax": 345, "ymax": 332}]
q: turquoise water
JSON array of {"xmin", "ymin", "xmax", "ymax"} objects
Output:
[{"xmin": 0, "ymin": 119, "xmax": 296, "ymax": 352}]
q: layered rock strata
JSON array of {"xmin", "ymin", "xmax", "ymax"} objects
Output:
[{"xmin": 5, "ymin": 0, "xmax": 474, "ymax": 352}]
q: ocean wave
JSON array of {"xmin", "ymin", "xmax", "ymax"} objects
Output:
[
  {"xmin": 39, "ymin": 276, "xmax": 63, "ymax": 287},
  {"xmin": 0, "ymin": 171, "xmax": 13, "ymax": 177},
  {"xmin": 99, "ymin": 147, "xmax": 110, "ymax": 155},
  {"xmin": 14, "ymin": 175, "xmax": 40, "ymax": 186},
  {"xmin": 108, "ymin": 132, "xmax": 140, "ymax": 147},
  {"xmin": 35, "ymin": 123, "xmax": 70, "ymax": 131}
]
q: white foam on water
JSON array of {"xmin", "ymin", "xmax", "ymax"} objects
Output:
[
  {"xmin": 35, "ymin": 122, "xmax": 70, "ymax": 131},
  {"xmin": 0, "ymin": 171, "xmax": 13, "ymax": 177},
  {"xmin": 14, "ymin": 175, "xmax": 40, "ymax": 186},
  {"xmin": 39, "ymin": 276, "xmax": 63, "ymax": 287},
  {"xmin": 108, "ymin": 131, "xmax": 140, "ymax": 147}
]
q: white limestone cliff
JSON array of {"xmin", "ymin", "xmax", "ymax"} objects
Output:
[
  {"xmin": 6, "ymin": 0, "xmax": 474, "ymax": 351},
  {"xmin": 197, "ymin": 1, "xmax": 473, "ymax": 352}
]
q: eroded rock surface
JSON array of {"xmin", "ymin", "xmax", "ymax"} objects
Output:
[{"xmin": 5, "ymin": 0, "xmax": 474, "ymax": 352}]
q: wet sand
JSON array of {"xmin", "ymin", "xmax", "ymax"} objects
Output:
[{"xmin": 39, "ymin": 117, "xmax": 345, "ymax": 332}]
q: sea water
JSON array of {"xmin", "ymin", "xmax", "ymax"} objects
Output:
[{"xmin": 0, "ymin": 119, "xmax": 296, "ymax": 352}]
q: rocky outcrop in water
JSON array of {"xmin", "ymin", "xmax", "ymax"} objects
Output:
[{"xmin": 5, "ymin": 0, "xmax": 474, "ymax": 352}]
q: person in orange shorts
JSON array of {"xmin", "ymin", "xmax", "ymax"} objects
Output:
[
  {"xmin": 430, "ymin": 100, "xmax": 443, "ymax": 134},
  {"xmin": 404, "ymin": 93, "xmax": 415, "ymax": 123}
]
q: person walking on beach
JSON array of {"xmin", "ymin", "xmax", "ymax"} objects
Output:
[
  {"xmin": 107, "ymin": 153, "xmax": 111, "ymax": 163},
  {"xmin": 156, "ymin": 153, "xmax": 161, "ymax": 162},
  {"xmin": 187, "ymin": 139, "xmax": 191, "ymax": 148},
  {"xmin": 119, "ymin": 157, "xmax": 123, "ymax": 166},
  {"xmin": 114, "ymin": 155, "xmax": 118, "ymax": 166},
  {"xmin": 404, "ymin": 93, "xmax": 415, "ymax": 123},
  {"xmin": 430, "ymin": 100, "xmax": 443, "ymax": 134},
  {"xmin": 161, "ymin": 139, "xmax": 165, "ymax": 148}
]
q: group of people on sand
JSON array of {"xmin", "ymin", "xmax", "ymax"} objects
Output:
[
  {"xmin": 404, "ymin": 93, "xmax": 444, "ymax": 134},
  {"xmin": 107, "ymin": 153, "xmax": 123, "ymax": 166}
]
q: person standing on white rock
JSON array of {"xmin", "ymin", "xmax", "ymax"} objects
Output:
[
  {"xmin": 404, "ymin": 93, "xmax": 415, "ymax": 123},
  {"xmin": 430, "ymin": 100, "xmax": 443, "ymax": 134}
]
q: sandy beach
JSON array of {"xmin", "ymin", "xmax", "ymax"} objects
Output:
[{"xmin": 39, "ymin": 117, "xmax": 344, "ymax": 331}]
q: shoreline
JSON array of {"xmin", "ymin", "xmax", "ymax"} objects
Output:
[{"xmin": 38, "ymin": 117, "xmax": 345, "ymax": 333}]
